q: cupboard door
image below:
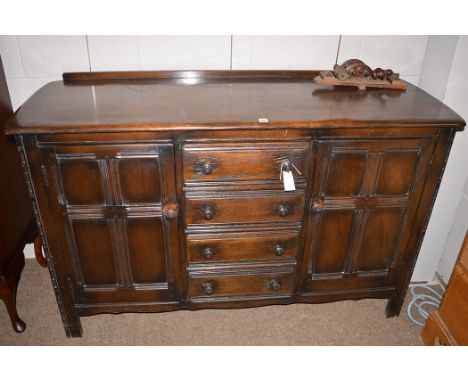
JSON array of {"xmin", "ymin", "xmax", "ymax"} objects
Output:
[
  {"xmin": 40, "ymin": 143, "xmax": 180, "ymax": 305},
  {"xmin": 300, "ymin": 138, "xmax": 435, "ymax": 293}
]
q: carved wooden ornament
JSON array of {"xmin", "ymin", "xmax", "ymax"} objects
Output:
[{"xmin": 314, "ymin": 59, "xmax": 407, "ymax": 91}]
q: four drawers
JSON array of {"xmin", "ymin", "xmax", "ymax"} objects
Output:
[{"xmin": 183, "ymin": 141, "xmax": 308, "ymax": 303}]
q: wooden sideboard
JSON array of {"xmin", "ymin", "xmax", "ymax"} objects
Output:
[{"xmin": 4, "ymin": 70, "xmax": 465, "ymax": 338}]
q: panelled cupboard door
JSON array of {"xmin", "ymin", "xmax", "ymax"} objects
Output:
[
  {"xmin": 300, "ymin": 138, "xmax": 436, "ymax": 293},
  {"xmin": 39, "ymin": 143, "xmax": 181, "ymax": 305}
]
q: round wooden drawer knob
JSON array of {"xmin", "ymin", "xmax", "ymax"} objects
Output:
[
  {"xmin": 270, "ymin": 279, "xmax": 281, "ymax": 291},
  {"xmin": 281, "ymin": 160, "xmax": 292, "ymax": 172},
  {"xmin": 201, "ymin": 281, "xmax": 215, "ymax": 295},
  {"xmin": 277, "ymin": 204, "xmax": 289, "ymax": 217},
  {"xmin": 312, "ymin": 200, "xmax": 324, "ymax": 213},
  {"xmin": 274, "ymin": 244, "xmax": 284, "ymax": 256},
  {"xmin": 202, "ymin": 206, "xmax": 215, "ymax": 220},
  {"xmin": 201, "ymin": 162, "xmax": 214, "ymax": 175},
  {"xmin": 201, "ymin": 246, "xmax": 214, "ymax": 260},
  {"xmin": 162, "ymin": 203, "xmax": 178, "ymax": 219}
]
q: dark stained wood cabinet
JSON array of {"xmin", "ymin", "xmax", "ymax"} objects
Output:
[{"xmin": 4, "ymin": 70, "xmax": 465, "ymax": 337}]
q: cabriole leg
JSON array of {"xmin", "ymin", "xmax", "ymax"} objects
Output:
[{"xmin": 0, "ymin": 285, "xmax": 26, "ymax": 332}]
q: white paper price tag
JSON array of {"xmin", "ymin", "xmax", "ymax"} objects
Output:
[{"xmin": 282, "ymin": 170, "xmax": 296, "ymax": 191}]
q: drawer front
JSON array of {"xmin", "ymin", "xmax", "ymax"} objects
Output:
[
  {"xmin": 183, "ymin": 142, "xmax": 309, "ymax": 184},
  {"xmin": 185, "ymin": 191, "xmax": 305, "ymax": 225},
  {"xmin": 186, "ymin": 231, "xmax": 299, "ymax": 264},
  {"xmin": 188, "ymin": 269, "xmax": 294, "ymax": 300}
]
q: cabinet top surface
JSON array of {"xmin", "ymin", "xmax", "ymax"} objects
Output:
[{"xmin": 5, "ymin": 70, "xmax": 465, "ymax": 135}]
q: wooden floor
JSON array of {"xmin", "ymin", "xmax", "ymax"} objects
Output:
[{"xmin": 0, "ymin": 260, "xmax": 422, "ymax": 345}]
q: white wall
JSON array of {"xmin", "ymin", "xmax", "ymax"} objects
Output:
[
  {"xmin": 0, "ymin": 35, "xmax": 430, "ymax": 110},
  {"xmin": 438, "ymin": 177, "xmax": 468, "ymax": 281},
  {"xmin": 231, "ymin": 36, "xmax": 340, "ymax": 69},
  {"xmin": 422, "ymin": 37, "xmax": 468, "ymax": 283},
  {"xmin": 413, "ymin": 36, "xmax": 468, "ymax": 282},
  {"xmin": 1, "ymin": 35, "xmax": 465, "ymax": 281},
  {"xmin": 337, "ymin": 35, "xmax": 428, "ymax": 86},
  {"xmin": 418, "ymin": 36, "xmax": 458, "ymax": 100}
]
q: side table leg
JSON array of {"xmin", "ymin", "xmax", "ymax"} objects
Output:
[
  {"xmin": 0, "ymin": 253, "xmax": 26, "ymax": 332},
  {"xmin": 0, "ymin": 284, "xmax": 26, "ymax": 332}
]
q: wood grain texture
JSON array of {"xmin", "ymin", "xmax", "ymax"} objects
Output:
[
  {"xmin": 183, "ymin": 142, "xmax": 309, "ymax": 185},
  {"xmin": 188, "ymin": 266, "xmax": 295, "ymax": 301},
  {"xmin": 4, "ymin": 71, "xmax": 464, "ymax": 135},
  {"xmin": 422, "ymin": 231, "xmax": 468, "ymax": 345},
  {"xmin": 186, "ymin": 230, "xmax": 300, "ymax": 264},
  {"xmin": 184, "ymin": 190, "xmax": 305, "ymax": 225},
  {"xmin": 37, "ymin": 142, "xmax": 181, "ymax": 308}
]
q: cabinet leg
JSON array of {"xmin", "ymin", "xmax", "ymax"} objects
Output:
[
  {"xmin": 33, "ymin": 234, "xmax": 82, "ymax": 337},
  {"xmin": 58, "ymin": 289, "xmax": 83, "ymax": 338},
  {"xmin": 64, "ymin": 313, "xmax": 83, "ymax": 338},
  {"xmin": 34, "ymin": 235, "xmax": 47, "ymax": 267},
  {"xmin": 385, "ymin": 294, "xmax": 402, "ymax": 318},
  {"xmin": 67, "ymin": 325, "xmax": 83, "ymax": 338}
]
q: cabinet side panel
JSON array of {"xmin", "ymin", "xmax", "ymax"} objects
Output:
[
  {"xmin": 387, "ymin": 128, "xmax": 456, "ymax": 316},
  {"xmin": 18, "ymin": 136, "xmax": 82, "ymax": 337}
]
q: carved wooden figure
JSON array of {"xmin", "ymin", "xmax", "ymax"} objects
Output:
[{"xmin": 4, "ymin": 70, "xmax": 465, "ymax": 337}]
